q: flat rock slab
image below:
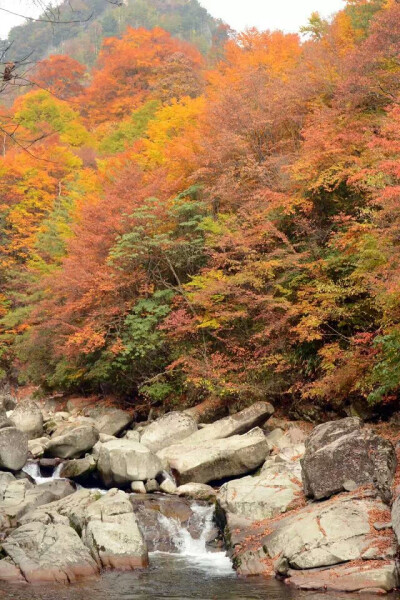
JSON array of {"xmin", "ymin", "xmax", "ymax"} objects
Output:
[
  {"xmin": 182, "ymin": 402, "xmax": 274, "ymax": 446},
  {"xmin": 229, "ymin": 491, "xmax": 396, "ymax": 577},
  {"xmin": 286, "ymin": 562, "xmax": 398, "ymax": 593},
  {"xmin": 159, "ymin": 427, "xmax": 270, "ymax": 485},
  {"xmin": 0, "ymin": 476, "xmax": 75, "ymax": 524},
  {"xmin": 140, "ymin": 412, "xmax": 198, "ymax": 454},
  {"xmin": 218, "ymin": 462, "xmax": 303, "ymax": 522},
  {"xmin": 96, "ymin": 409, "xmax": 133, "ymax": 437},
  {"xmin": 46, "ymin": 425, "xmax": 99, "ymax": 459}
]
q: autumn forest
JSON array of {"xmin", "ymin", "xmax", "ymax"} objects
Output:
[{"xmin": 1, "ymin": 0, "xmax": 400, "ymax": 421}]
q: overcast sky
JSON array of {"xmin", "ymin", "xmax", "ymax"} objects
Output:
[
  {"xmin": 0, "ymin": 0, "xmax": 346, "ymax": 39},
  {"xmin": 200, "ymin": 0, "xmax": 345, "ymax": 33}
]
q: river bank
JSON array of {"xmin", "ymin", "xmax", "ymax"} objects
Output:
[{"xmin": 0, "ymin": 392, "xmax": 400, "ymax": 595}]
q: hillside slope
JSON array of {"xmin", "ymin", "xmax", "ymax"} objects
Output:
[{"xmin": 4, "ymin": 0, "xmax": 228, "ymax": 65}]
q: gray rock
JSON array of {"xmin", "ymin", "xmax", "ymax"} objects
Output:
[
  {"xmin": 0, "ymin": 559, "xmax": 25, "ymax": 582},
  {"xmin": 96, "ymin": 409, "xmax": 133, "ymax": 437},
  {"xmin": 218, "ymin": 462, "xmax": 303, "ymax": 522},
  {"xmin": 2, "ymin": 522, "xmax": 99, "ymax": 583},
  {"xmin": 50, "ymin": 417, "xmax": 97, "ymax": 439},
  {"xmin": 20, "ymin": 489, "xmax": 102, "ymax": 531},
  {"xmin": 140, "ymin": 412, "xmax": 198, "ymax": 454},
  {"xmin": 125, "ymin": 430, "xmax": 141, "ymax": 443},
  {"xmin": 82, "ymin": 489, "xmax": 148, "ymax": 570},
  {"xmin": 0, "ymin": 392, "xmax": 16, "ymax": 412},
  {"xmin": 46, "ymin": 425, "xmax": 99, "ymax": 459},
  {"xmin": 10, "ymin": 402, "xmax": 43, "ymax": 440},
  {"xmin": 99, "ymin": 433, "xmax": 117, "ymax": 443},
  {"xmin": 131, "ymin": 481, "xmax": 146, "ymax": 494},
  {"xmin": 0, "ymin": 427, "xmax": 28, "ymax": 472},
  {"xmin": 176, "ymin": 483, "xmax": 216, "ymax": 501},
  {"xmin": 145, "ymin": 479, "xmax": 160, "ymax": 493},
  {"xmin": 301, "ymin": 418, "xmax": 396, "ymax": 501},
  {"xmin": 97, "ymin": 439, "xmax": 163, "ymax": 487},
  {"xmin": 232, "ymin": 492, "xmax": 396, "ymax": 576},
  {"xmin": 286, "ymin": 562, "xmax": 398, "ymax": 593},
  {"xmin": 28, "ymin": 437, "xmax": 50, "ymax": 458},
  {"xmin": 159, "ymin": 428, "xmax": 270, "ymax": 485},
  {"xmin": 0, "ymin": 407, "xmax": 13, "ymax": 431},
  {"xmin": 0, "ymin": 477, "xmax": 75, "ymax": 523},
  {"xmin": 182, "ymin": 402, "xmax": 274, "ymax": 446},
  {"xmin": 60, "ymin": 455, "xmax": 97, "ymax": 482},
  {"xmin": 160, "ymin": 478, "xmax": 177, "ymax": 494},
  {"xmin": 391, "ymin": 495, "xmax": 400, "ymax": 543}
]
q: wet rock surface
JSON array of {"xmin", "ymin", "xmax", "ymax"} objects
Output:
[{"xmin": 0, "ymin": 398, "xmax": 400, "ymax": 593}]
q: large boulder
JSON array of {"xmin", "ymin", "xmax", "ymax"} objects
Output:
[
  {"xmin": 0, "ymin": 427, "xmax": 28, "ymax": 472},
  {"xmin": 10, "ymin": 402, "xmax": 43, "ymax": 439},
  {"xmin": 0, "ymin": 477, "xmax": 75, "ymax": 524},
  {"xmin": 60, "ymin": 455, "xmax": 97, "ymax": 483},
  {"xmin": 46, "ymin": 425, "xmax": 99, "ymax": 459},
  {"xmin": 183, "ymin": 402, "xmax": 274, "ymax": 446},
  {"xmin": 97, "ymin": 439, "xmax": 163, "ymax": 487},
  {"xmin": 20, "ymin": 489, "xmax": 102, "ymax": 531},
  {"xmin": 230, "ymin": 491, "xmax": 396, "ymax": 577},
  {"xmin": 82, "ymin": 489, "xmax": 148, "ymax": 569},
  {"xmin": 218, "ymin": 461, "xmax": 303, "ymax": 522},
  {"xmin": 140, "ymin": 412, "xmax": 198, "ymax": 454},
  {"xmin": 159, "ymin": 428, "xmax": 270, "ymax": 485},
  {"xmin": 2, "ymin": 522, "xmax": 99, "ymax": 583},
  {"xmin": 95, "ymin": 409, "xmax": 133, "ymax": 437},
  {"xmin": 301, "ymin": 417, "xmax": 396, "ymax": 502}
]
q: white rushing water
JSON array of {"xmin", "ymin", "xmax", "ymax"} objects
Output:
[
  {"xmin": 154, "ymin": 503, "xmax": 234, "ymax": 575},
  {"xmin": 22, "ymin": 461, "xmax": 63, "ymax": 484}
]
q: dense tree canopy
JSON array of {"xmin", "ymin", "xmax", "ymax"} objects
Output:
[{"xmin": 1, "ymin": 0, "xmax": 400, "ymax": 419}]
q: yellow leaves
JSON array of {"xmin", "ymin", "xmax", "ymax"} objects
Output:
[
  {"xmin": 14, "ymin": 90, "xmax": 90, "ymax": 148},
  {"xmin": 136, "ymin": 96, "xmax": 205, "ymax": 177},
  {"xmin": 319, "ymin": 342, "xmax": 344, "ymax": 372},
  {"xmin": 196, "ymin": 317, "xmax": 221, "ymax": 330},
  {"xmin": 292, "ymin": 314, "xmax": 324, "ymax": 342}
]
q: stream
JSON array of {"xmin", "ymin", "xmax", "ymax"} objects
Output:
[{"xmin": 4, "ymin": 462, "xmax": 397, "ymax": 600}]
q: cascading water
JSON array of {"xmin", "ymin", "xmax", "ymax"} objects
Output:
[
  {"xmin": 22, "ymin": 461, "xmax": 63, "ymax": 484},
  {"xmin": 153, "ymin": 502, "xmax": 233, "ymax": 574}
]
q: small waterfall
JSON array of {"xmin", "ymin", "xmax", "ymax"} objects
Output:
[
  {"xmin": 157, "ymin": 503, "xmax": 214, "ymax": 556},
  {"xmin": 22, "ymin": 461, "xmax": 63, "ymax": 484},
  {"xmin": 153, "ymin": 502, "xmax": 233, "ymax": 573}
]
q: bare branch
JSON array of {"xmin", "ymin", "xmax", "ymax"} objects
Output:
[{"xmin": 0, "ymin": 6, "xmax": 93, "ymax": 25}]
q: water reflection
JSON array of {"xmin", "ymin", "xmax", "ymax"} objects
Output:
[{"xmin": 0, "ymin": 554, "xmax": 397, "ymax": 600}]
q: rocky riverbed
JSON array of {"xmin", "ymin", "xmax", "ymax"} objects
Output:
[{"xmin": 0, "ymin": 392, "xmax": 399, "ymax": 595}]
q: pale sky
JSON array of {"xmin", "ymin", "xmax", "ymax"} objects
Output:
[{"xmin": 0, "ymin": 0, "xmax": 346, "ymax": 39}]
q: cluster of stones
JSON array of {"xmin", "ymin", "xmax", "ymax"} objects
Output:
[{"xmin": 0, "ymin": 390, "xmax": 399, "ymax": 594}]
